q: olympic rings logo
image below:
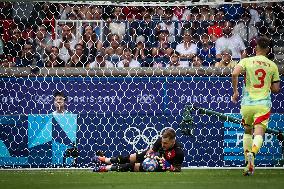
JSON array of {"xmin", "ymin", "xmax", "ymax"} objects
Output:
[
  {"xmin": 137, "ymin": 94, "xmax": 155, "ymax": 104},
  {"xmin": 123, "ymin": 126, "xmax": 172, "ymax": 153}
]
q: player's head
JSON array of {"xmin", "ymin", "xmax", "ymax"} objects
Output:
[
  {"xmin": 256, "ymin": 36, "xmax": 270, "ymax": 55},
  {"xmin": 161, "ymin": 128, "xmax": 176, "ymax": 150},
  {"xmin": 53, "ymin": 91, "xmax": 66, "ymax": 111}
]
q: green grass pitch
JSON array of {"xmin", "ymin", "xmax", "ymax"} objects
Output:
[{"xmin": 0, "ymin": 169, "xmax": 284, "ymax": 189}]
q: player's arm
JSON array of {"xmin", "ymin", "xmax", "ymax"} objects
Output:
[
  {"xmin": 271, "ymin": 67, "xmax": 281, "ymax": 93},
  {"xmin": 231, "ymin": 65, "xmax": 243, "ymax": 103}
]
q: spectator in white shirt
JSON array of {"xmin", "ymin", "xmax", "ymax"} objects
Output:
[
  {"xmin": 215, "ymin": 21, "xmax": 246, "ymax": 60},
  {"xmin": 53, "ymin": 25, "xmax": 77, "ymax": 63},
  {"xmin": 117, "ymin": 48, "xmax": 141, "ymax": 68},
  {"xmin": 175, "ymin": 31, "xmax": 197, "ymax": 59},
  {"xmin": 166, "ymin": 51, "xmax": 189, "ymax": 68}
]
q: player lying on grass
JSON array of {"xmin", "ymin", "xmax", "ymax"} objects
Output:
[
  {"xmin": 231, "ymin": 36, "xmax": 281, "ymax": 176},
  {"xmin": 92, "ymin": 128, "xmax": 184, "ymax": 172}
]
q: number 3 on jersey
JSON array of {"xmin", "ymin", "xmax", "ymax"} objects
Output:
[{"xmin": 253, "ymin": 69, "xmax": 266, "ymax": 88}]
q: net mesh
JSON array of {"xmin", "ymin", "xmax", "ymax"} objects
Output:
[{"xmin": 0, "ymin": 1, "xmax": 283, "ymax": 168}]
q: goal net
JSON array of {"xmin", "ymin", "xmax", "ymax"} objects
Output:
[{"xmin": 0, "ymin": 0, "xmax": 283, "ymax": 168}]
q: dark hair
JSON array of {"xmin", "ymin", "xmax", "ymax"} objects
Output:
[
  {"xmin": 256, "ymin": 36, "xmax": 271, "ymax": 50},
  {"xmin": 54, "ymin": 91, "xmax": 66, "ymax": 99},
  {"xmin": 162, "ymin": 128, "xmax": 176, "ymax": 140}
]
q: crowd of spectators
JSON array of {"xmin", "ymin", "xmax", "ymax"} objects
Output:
[{"xmin": 0, "ymin": 1, "xmax": 283, "ymax": 68}]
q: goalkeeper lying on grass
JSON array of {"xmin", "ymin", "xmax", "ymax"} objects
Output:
[{"xmin": 92, "ymin": 128, "xmax": 184, "ymax": 172}]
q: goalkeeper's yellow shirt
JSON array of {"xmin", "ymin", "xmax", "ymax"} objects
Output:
[{"xmin": 238, "ymin": 55, "xmax": 280, "ymax": 107}]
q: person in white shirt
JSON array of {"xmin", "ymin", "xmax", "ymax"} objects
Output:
[
  {"xmin": 53, "ymin": 91, "xmax": 68, "ymax": 115},
  {"xmin": 215, "ymin": 21, "xmax": 246, "ymax": 60},
  {"xmin": 175, "ymin": 31, "xmax": 197, "ymax": 59},
  {"xmin": 53, "ymin": 25, "xmax": 77, "ymax": 63},
  {"xmin": 232, "ymin": 11, "xmax": 258, "ymax": 44},
  {"xmin": 88, "ymin": 54, "xmax": 114, "ymax": 68},
  {"xmin": 117, "ymin": 48, "xmax": 141, "ymax": 68}
]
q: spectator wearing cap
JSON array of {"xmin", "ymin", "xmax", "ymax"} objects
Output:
[
  {"xmin": 214, "ymin": 49, "xmax": 237, "ymax": 69},
  {"xmin": 232, "ymin": 11, "xmax": 258, "ymax": 46},
  {"xmin": 215, "ymin": 20, "xmax": 246, "ymax": 61},
  {"xmin": 88, "ymin": 53, "xmax": 114, "ymax": 68},
  {"xmin": 175, "ymin": 31, "xmax": 197, "ymax": 60},
  {"xmin": 117, "ymin": 48, "xmax": 141, "ymax": 68}
]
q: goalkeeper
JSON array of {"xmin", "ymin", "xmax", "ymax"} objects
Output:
[
  {"xmin": 231, "ymin": 36, "xmax": 280, "ymax": 176},
  {"xmin": 92, "ymin": 128, "xmax": 184, "ymax": 172}
]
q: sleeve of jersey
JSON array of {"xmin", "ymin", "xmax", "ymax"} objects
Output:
[
  {"xmin": 237, "ymin": 59, "xmax": 246, "ymax": 70},
  {"xmin": 171, "ymin": 148, "xmax": 185, "ymax": 172},
  {"xmin": 272, "ymin": 65, "xmax": 280, "ymax": 83},
  {"xmin": 152, "ymin": 137, "xmax": 162, "ymax": 152}
]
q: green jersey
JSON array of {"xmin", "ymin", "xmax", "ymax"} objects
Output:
[{"xmin": 238, "ymin": 55, "xmax": 280, "ymax": 107}]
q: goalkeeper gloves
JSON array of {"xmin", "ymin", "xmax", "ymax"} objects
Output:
[{"xmin": 159, "ymin": 158, "xmax": 174, "ymax": 171}]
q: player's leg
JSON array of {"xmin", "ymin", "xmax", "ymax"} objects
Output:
[
  {"xmin": 93, "ymin": 150, "xmax": 147, "ymax": 165},
  {"xmin": 240, "ymin": 106, "xmax": 254, "ymax": 175},
  {"xmin": 93, "ymin": 153, "xmax": 131, "ymax": 165},
  {"xmin": 93, "ymin": 163, "xmax": 137, "ymax": 172},
  {"xmin": 247, "ymin": 105, "xmax": 270, "ymax": 175}
]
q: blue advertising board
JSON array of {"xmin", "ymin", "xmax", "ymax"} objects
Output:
[{"xmin": 0, "ymin": 77, "xmax": 283, "ymax": 168}]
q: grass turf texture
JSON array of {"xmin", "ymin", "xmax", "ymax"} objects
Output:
[{"xmin": 0, "ymin": 169, "xmax": 284, "ymax": 189}]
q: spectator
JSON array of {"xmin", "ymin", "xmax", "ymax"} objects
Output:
[
  {"xmin": 129, "ymin": 13, "xmax": 153, "ymax": 44},
  {"xmin": 166, "ymin": 51, "xmax": 189, "ymax": 68},
  {"xmin": 152, "ymin": 30, "xmax": 174, "ymax": 58},
  {"xmin": 88, "ymin": 54, "xmax": 114, "ymax": 68},
  {"xmin": 248, "ymin": 26, "xmax": 274, "ymax": 60},
  {"xmin": 104, "ymin": 34, "xmax": 125, "ymax": 65},
  {"xmin": 15, "ymin": 42, "xmax": 43, "ymax": 67},
  {"xmin": 53, "ymin": 91, "xmax": 68, "ymax": 115},
  {"xmin": 215, "ymin": 21, "xmax": 246, "ymax": 61},
  {"xmin": 175, "ymin": 31, "xmax": 197, "ymax": 59},
  {"xmin": 232, "ymin": 11, "xmax": 258, "ymax": 46},
  {"xmin": 4, "ymin": 27, "xmax": 25, "ymax": 62},
  {"xmin": 0, "ymin": 29, "xmax": 4, "ymax": 59},
  {"xmin": 133, "ymin": 38, "xmax": 152, "ymax": 66},
  {"xmin": 0, "ymin": 58, "xmax": 12, "ymax": 68},
  {"xmin": 219, "ymin": 3, "xmax": 244, "ymax": 21},
  {"xmin": 215, "ymin": 49, "xmax": 237, "ymax": 68},
  {"xmin": 117, "ymin": 48, "xmax": 140, "ymax": 68},
  {"xmin": 108, "ymin": 7, "xmax": 126, "ymax": 41},
  {"xmin": 44, "ymin": 46, "xmax": 65, "ymax": 67},
  {"xmin": 207, "ymin": 9, "xmax": 225, "ymax": 42},
  {"xmin": 33, "ymin": 25, "xmax": 53, "ymax": 60},
  {"xmin": 68, "ymin": 44, "xmax": 89, "ymax": 67},
  {"xmin": 156, "ymin": 8, "xmax": 178, "ymax": 43},
  {"xmin": 197, "ymin": 33, "xmax": 216, "ymax": 67},
  {"xmin": 191, "ymin": 55, "xmax": 203, "ymax": 67},
  {"xmin": 79, "ymin": 25, "xmax": 103, "ymax": 63},
  {"xmin": 53, "ymin": 25, "xmax": 77, "ymax": 63},
  {"xmin": 242, "ymin": 3, "xmax": 261, "ymax": 26},
  {"xmin": 258, "ymin": 3, "xmax": 276, "ymax": 34}
]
